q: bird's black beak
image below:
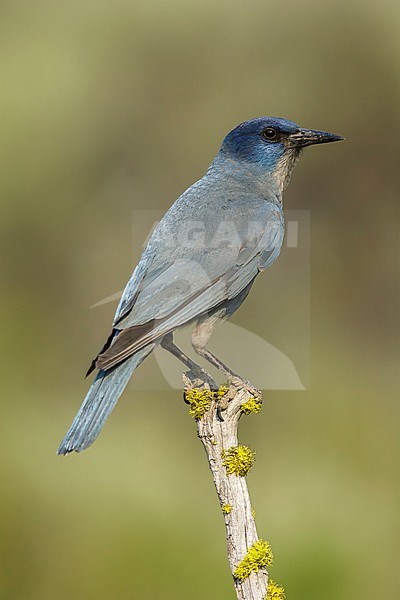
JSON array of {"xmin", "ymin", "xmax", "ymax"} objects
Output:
[{"xmin": 287, "ymin": 128, "xmax": 344, "ymax": 148}]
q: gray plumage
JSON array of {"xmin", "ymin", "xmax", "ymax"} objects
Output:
[{"xmin": 58, "ymin": 116, "xmax": 342, "ymax": 454}]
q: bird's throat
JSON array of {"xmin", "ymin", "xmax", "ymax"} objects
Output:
[{"xmin": 273, "ymin": 148, "xmax": 302, "ymax": 194}]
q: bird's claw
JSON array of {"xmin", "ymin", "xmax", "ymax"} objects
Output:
[
  {"xmin": 216, "ymin": 392, "xmax": 231, "ymax": 421},
  {"xmin": 224, "ymin": 376, "xmax": 262, "ymax": 403},
  {"xmin": 215, "ymin": 377, "xmax": 261, "ymax": 420},
  {"xmin": 182, "ymin": 369, "xmax": 218, "ymax": 404}
]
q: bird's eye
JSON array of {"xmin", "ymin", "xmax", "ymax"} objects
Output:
[{"xmin": 261, "ymin": 127, "xmax": 280, "ymax": 141}]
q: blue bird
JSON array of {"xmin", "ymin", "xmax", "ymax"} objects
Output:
[{"xmin": 58, "ymin": 117, "xmax": 343, "ymax": 454}]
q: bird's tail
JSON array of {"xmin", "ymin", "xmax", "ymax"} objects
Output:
[{"xmin": 57, "ymin": 344, "xmax": 155, "ymax": 455}]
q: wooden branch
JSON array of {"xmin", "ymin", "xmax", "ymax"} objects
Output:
[{"xmin": 183, "ymin": 375, "xmax": 270, "ymax": 600}]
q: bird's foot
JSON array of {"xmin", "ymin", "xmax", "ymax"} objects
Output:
[
  {"xmin": 213, "ymin": 376, "xmax": 262, "ymax": 421},
  {"xmin": 223, "ymin": 375, "xmax": 262, "ymax": 403},
  {"xmin": 216, "ymin": 390, "xmax": 231, "ymax": 420},
  {"xmin": 182, "ymin": 368, "xmax": 218, "ymax": 404}
]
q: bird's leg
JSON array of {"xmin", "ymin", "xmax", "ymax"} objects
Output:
[
  {"xmin": 160, "ymin": 333, "xmax": 218, "ymax": 391},
  {"xmin": 191, "ymin": 321, "xmax": 262, "ymax": 409}
]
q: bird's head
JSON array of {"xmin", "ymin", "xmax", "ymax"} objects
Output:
[{"xmin": 219, "ymin": 117, "xmax": 343, "ymax": 194}]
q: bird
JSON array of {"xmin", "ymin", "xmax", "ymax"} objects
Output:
[{"xmin": 58, "ymin": 116, "xmax": 343, "ymax": 455}]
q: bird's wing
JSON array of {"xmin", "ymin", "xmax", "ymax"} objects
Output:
[
  {"xmin": 113, "ymin": 243, "xmax": 159, "ymax": 325},
  {"xmin": 85, "ymin": 243, "xmax": 162, "ymax": 376},
  {"xmin": 95, "ymin": 202, "xmax": 284, "ymax": 371}
]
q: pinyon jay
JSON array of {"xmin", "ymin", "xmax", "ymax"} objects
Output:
[{"xmin": 58, "ymin": 116, "xmax": 343, "ymax": 454}]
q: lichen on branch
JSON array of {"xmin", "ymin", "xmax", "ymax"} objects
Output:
[
  {"xmin": 222, "ymin": 444, "xmax": 255, "ymax": 476},
  {"xmin": 241, "ymin": 396, "xmax": 262, "ymax": 415},
  {"xmin": 183, "ymin": 374, "xmax": 285, "ymax": 599},
  {"xmin": 233, "ymin": 539, "xmax": 274, "ymax": 580},
  {"xmin": 185, "ymin": 386, "xmax": 228, "ymax": 420},
  {"xmin": 266, "ymin": 579, "xmax": 286, "ymax": 600},
  {"xmin": 222, "ymin": 504, "xmax": 232, "ymax": 514}
]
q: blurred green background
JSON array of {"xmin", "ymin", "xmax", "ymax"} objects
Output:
[{"xmin": 1, "ymin": 1, "xmax": 399, "ymax": 598}]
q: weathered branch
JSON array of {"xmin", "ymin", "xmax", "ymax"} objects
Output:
[{"xmin": 183, "ymin": 374, "xmax": 275, "ymax": 600}]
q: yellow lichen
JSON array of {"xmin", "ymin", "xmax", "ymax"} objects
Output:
[
  {"xmin": 233, "ymin": 539, "xmax": 274, "ymax": 580},
  {"xmin": 185, "ymin": 386, "xmax": 229, "ymax": 420},
  {"xmin": 222, "ymin": 444, "xmax": 255, "ymax": 476},
  {"xmin": 266, "ymin": 579, "xmax": 285, "ymax": 600},
  {"xmin": 222, "ymin": 504, "xmax": 232, "ymax": 515},
  {"xmin": 185, "ymin": 389, "xmax": 213, "ymax": 419},
  {"xmin": 241, "ymin": 397, "xmax": 262, "ymax": 415},
  {"xmin": 215, "ymin": 385, "xmax": 229, "ymax": 398}
]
